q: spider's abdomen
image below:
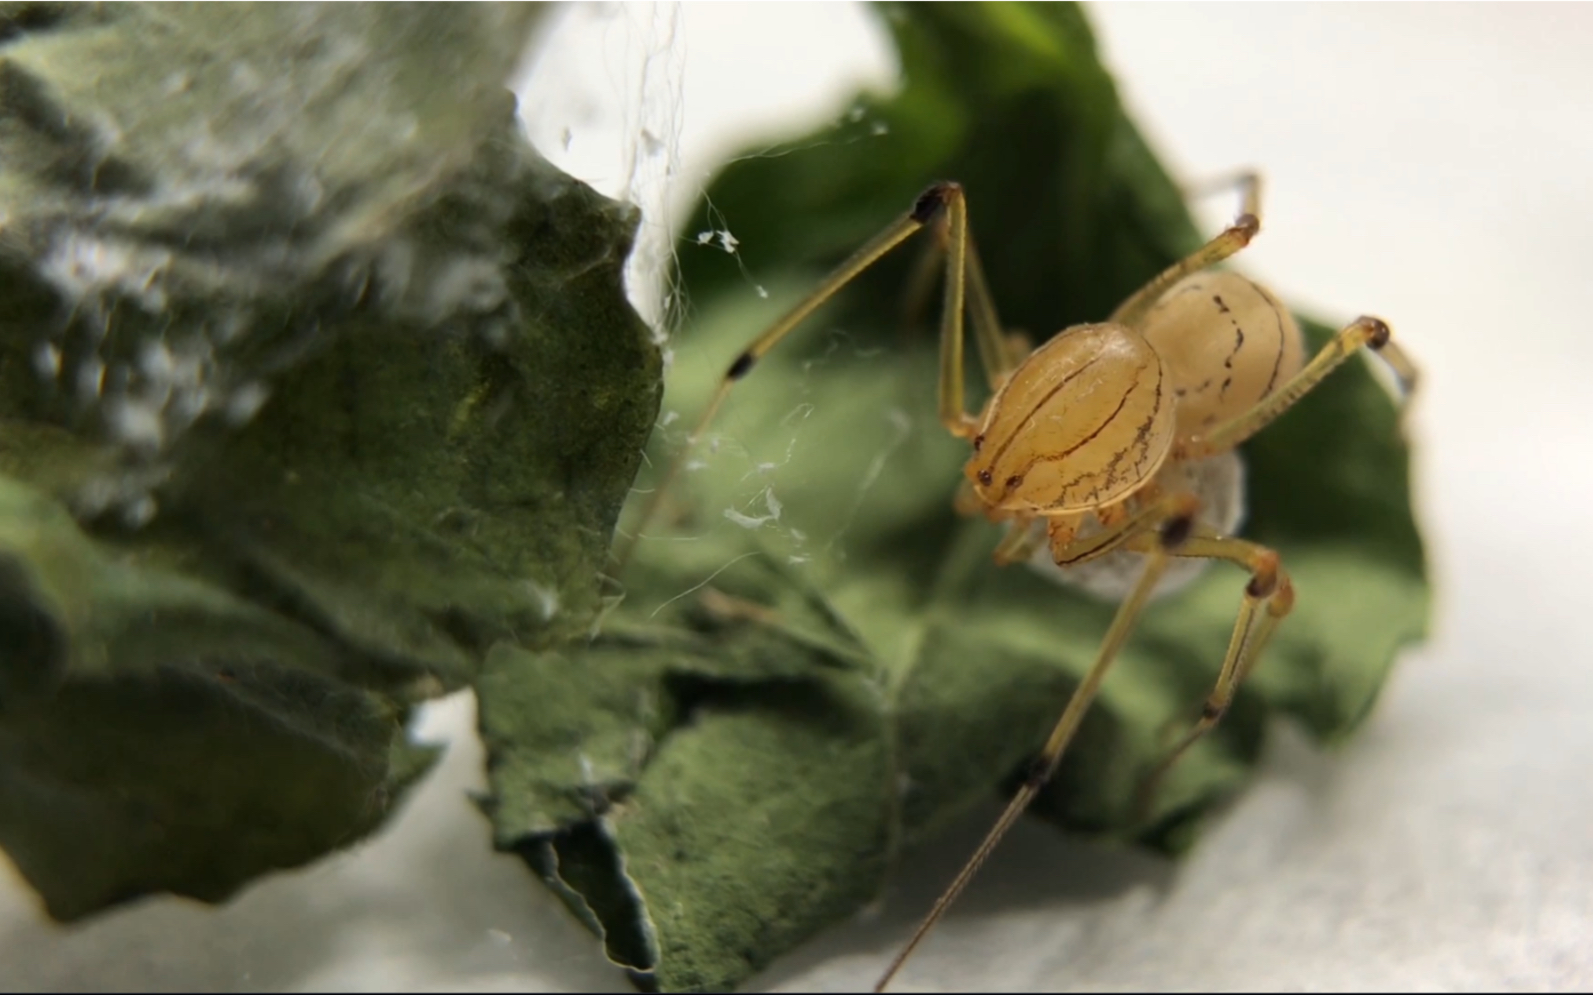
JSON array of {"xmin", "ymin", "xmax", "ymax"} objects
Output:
[
  {"xmin": 966, "ymin": 322, "xmax": 1174, "ymax": 514},
  {"xmin": 1138, "ymin": 271, "xmax": 1305, "ymax": 438}
]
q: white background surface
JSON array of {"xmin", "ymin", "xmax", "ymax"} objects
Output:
[{"xmin": 4, "ymin": 3, "xmax": 1592, "ymax": 991}]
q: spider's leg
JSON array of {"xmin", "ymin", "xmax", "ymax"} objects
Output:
[
  {"xmin": 1124, "ymin": 529, "xmax": 1295, "ymax": 820},
  {"xmin": 874, "ymin": 491, "xmax": 1198, "ymax": 993},
  {"xmin": 900, "ymin": 206, "xmax": 1011, "ymax": 393},
  {"xmin": 619, "ymin": 187, "xmax": 939, "ymax": 568},
  {"xmin": 1110, "ymin": 173, "xmax": 1262, "ymax": 328},
  {"xmin": 964, "ymin": 229, "xmax": 1011, "ymax": 391},
  {"xmin": 1175, "ymin": 315, "xmax": 1415, "ymax": 461},
  {"xmin": 934, "ymin": 184, "xmax": 1021, "ymax": 434},
  {"xmin": 618, "ymin": 183, "xmax": 1016, "ymax": 570},
  {"xmin": 898, "ymin": 218, "xmax": 944, "ymax": 343}
]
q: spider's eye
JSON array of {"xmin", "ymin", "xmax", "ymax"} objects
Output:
[
  {"xmin": 977, "ymin": 470, "xmax": 993, "ymax": 486},
  {"xmin": 1005, "ymin": 475, "xmax": 1023, "ymax": 489},
  {"xmin": 972, "ymin": 434, "xmax": 985, "ymax": 452}
]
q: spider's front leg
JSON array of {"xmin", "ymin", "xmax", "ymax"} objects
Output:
[{"xmin": 617, "ymin": 181, "xmax": 1014, "ymax": 571}]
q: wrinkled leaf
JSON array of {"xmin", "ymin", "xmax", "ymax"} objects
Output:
[
  {"xmin": 0, "ymin": 3, "xmax": 660, "ymax": 919},
  {"xmin": 478, "ymin": 3, "xmax": 1427, "ymax": 991},
  {"xmin": 0, "ymin": 474, "xmax": 438, "ymax": 920}
]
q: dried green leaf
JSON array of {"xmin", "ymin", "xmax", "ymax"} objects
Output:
[{"xmin": 0, "ymin": 2, "xmax": 660, "ymax": 919}]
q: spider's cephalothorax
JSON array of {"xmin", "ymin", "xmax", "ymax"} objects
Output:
[{"xmin": 965, "ymin": 321, "xmax": 1176, "ymax": 516}]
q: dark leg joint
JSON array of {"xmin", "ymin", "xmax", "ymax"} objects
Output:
[
  {"xmin": 1245, "ymin": 549, "xmax": 1281, "ymax": 598},
  {"xmin": 1023, "ymin": 753, "xmax": 1060, "ymax": 790},
  {"xmin": 1245, "ymin": 570, "xmax": 1277, "ymax": 599},
  {"xmin": 725, "ymin": 351, "xmax": 756, "ymax": 380},
  {"xmin": 911, "ymin": 182, "xmax": 961, "ymax": 224},
  {"xmin": 1361, "ymin": 316, "xmax": 1391, "ymax": 349},
  {"xmin": 1199, "ymin": 700, "xmax": 1224, "ymax": 722},
  {"xmin": 1159, "ymin": 512, "xmax": 1195, "ymax": 551}
]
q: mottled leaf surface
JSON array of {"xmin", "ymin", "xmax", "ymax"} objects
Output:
[{"xmin": 0, "ymin": 2, "xmax": 660, "ymax": 919}]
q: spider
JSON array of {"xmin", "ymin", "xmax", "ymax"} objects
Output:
[{"xmin": 618, "ymin": 172, "xmax": 1416, "ymax": 992}]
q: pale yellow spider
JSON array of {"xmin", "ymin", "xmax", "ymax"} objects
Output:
[{"xmin": 620, "ymin": 173, "xmax": 1416, "ymax": 992}]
